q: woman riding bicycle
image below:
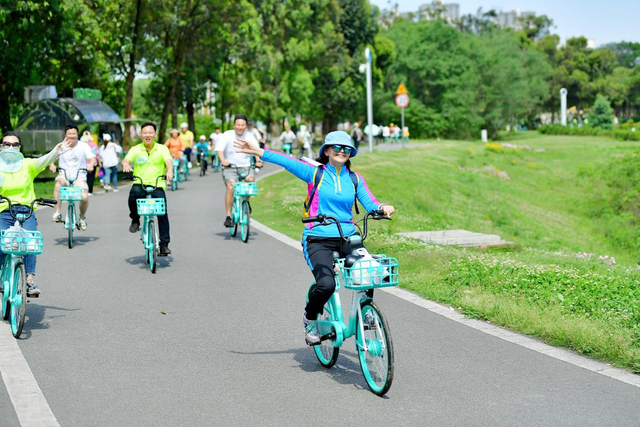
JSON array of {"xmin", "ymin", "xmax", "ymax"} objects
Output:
[
  {"xmin": 0, "ymin": 132, "xmax": 69, "ymax": 296},
  {"xmin": 234, "ymin": 131, "xmax": 394, "ymax": 345}
]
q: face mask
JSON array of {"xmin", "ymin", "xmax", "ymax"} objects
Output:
[{"xmin": 0, "ymin": 148, "xmax": 24, "ymax": 173}]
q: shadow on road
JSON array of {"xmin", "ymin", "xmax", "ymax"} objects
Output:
[
  {"xmin": 213, "ymin": 231, "xmax": 255, "ymax": 241},
  {"xmin": 124, "ymin": 255, "xmax": 172, "ymax": 270},
  {"xmin": 230, "ymin": 347, "xmax": 383, "ymax": 396},
  {"xmin": 53, "ymin": 236, "xmax": 100, "ymax": 247},
  {"xmin": 20, "ymin": 302, "xmax": 80, "ymax": 339}
]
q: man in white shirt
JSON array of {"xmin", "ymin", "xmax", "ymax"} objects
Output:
[
  {"xmin": 215, "ymin": 114, "xmax": 263, "ymax": 227},
  {"xmin": 49, "ymin": 124, "xmax": 97, "ymax": 230},
  {"xmin": 209, "ymin": 127, "xmax": 221, "ymax": 151}
]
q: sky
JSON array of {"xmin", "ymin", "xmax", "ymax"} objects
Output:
[{"xmin": 369, "ymin": 0, "xmax": 640, "ymax": 46}]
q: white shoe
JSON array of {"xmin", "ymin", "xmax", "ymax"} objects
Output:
[
  {"xmin": 112, "ymin": 188, "xmax": 120, "ymax": 193},
  {"xmin": 52, "ymin": 211, "xmax": 62, "ymax": 222},
  {"xmin": 188, "ymin": 162, "xmax": 193, "ymax": 169},
  {"xmin": 79, "ymin": 218, "xmax": 87, "ymax": 231}
]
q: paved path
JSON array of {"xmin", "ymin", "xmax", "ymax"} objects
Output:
[{"xmin": 0, "ymin": 163, "xmax": 639, "ymax": 426}]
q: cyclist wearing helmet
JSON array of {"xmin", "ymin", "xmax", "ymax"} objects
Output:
[
  {"xmin": 194, "ymin": 135, "xmax": 210, "ymax": 168},
  {"xmin": 234, "ymin": 131, "xmax": 394, "ymax": 345}
]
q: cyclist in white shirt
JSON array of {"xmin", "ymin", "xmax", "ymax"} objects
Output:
[
  {"xmin": 215, "ymin": 114, "xmax": 263, "ymax": 227},
  {"xmin": 49, "ymin": 124, "xmax": 97, "ymax": 230}
]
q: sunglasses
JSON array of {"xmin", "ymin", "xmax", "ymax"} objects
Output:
[
  {"xmin": 332, "ymin": 145, "xmax": 353, "ymax": 155},
  {"xmin": 2, "ymin": 142, "xmax": 20, "ymax": 148}
]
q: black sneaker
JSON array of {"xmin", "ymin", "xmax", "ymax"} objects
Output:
[
  {"xmin": 159, "ymin": 245, "xmax": 171, "ymax": 256},
  {"xmin": 224, "ymin": 216, "xmax": 232, "ymax": 227},
  {"xmin": 129, "ymin": 220, "xmax": 140, "ymax": 233}
]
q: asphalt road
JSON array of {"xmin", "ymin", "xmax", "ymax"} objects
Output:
[{"xmin": 1, "ymin": 162, "xmax": 639, "ymax": 426}]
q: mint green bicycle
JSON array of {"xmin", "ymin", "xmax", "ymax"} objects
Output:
[
  {"xmin": 0, "ymin": 196, "xmax": 56, "ymax": 338},
  {"xmin": 227, "ymin": 164, "xmax": 258, "ymax": 243},
  {"xmin": 58, "ymin": 167, "xmax": 87, "ymax": 249},
  {"xmin": 133, "ymin": 175, "xmax": 166, "ymax": 274},
  {"xmin": 302, "ymin": 210, "xmax": 399, "ymax": 396}
]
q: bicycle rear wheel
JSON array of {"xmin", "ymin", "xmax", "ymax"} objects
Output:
[
  {"xmin": 356, "ymin": 302, "xmax": 394, "ymax": 396},
  {"xmin": 67, "ymin": 204, "xmax": 75, "ymax": 249},
  {"xmin": 308, "ymin": 284, "xmax": 339, "ymax": 368},
  {"xmin": 2, "ymin": 265, "xmax": 10, "ymax": 321},
  {"xmin": 149, "ymin": 219, "xmax": 158, "ymax": 274},
  {"xmin": 10, "ymin": 262, "xmax": 27, "ymax": 338},
  {"xmin": 240, "ymin": 200, "xmax": 250, "ymax": 243}
]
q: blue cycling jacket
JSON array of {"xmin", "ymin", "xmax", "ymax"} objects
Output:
[{"xmin": 261, "ymin": 149, "xmax": 382, "ymax": 238}]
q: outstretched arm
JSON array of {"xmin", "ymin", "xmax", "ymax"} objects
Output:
[
  {"xmin": 355, "ymin": 172, "xmax": 395, "ymax": 217},
  {"xmin": 234, "ymin": 139, "xmax": 315, "ymax": 182}
]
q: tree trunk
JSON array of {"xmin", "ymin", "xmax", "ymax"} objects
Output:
[
  {"xmin": 186, "ymin": 85, "xmax": 195, "ymax": 137},
  {"xmin": 0, "ymin": 88, "xmax": 11, "ymax": 132},
  {"xmin": 122, "ymin": 0, "xmax": 143, "ymax": 150}
]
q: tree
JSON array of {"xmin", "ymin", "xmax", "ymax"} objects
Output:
[
  {"xmin": 601, "ymin": 42, "xmax": 640, "ymax": 69},
  {"xmin": 94, "ymin": 0, "xmax": 145, "ymax": 148},
  {"xmin": 590, "ymin": 94, "xmax": 615, "ymax": 129}
]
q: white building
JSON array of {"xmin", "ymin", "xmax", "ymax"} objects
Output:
[
  {"xmin": 495, "ymin": 8, "xmax": 536, "ymax": 30},
  {"xmin": 418, "ymin": 1, "xmax": 460, "ymax": 24}
]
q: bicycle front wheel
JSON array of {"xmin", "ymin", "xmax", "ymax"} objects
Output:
[
  {"xmin": 67, "ymin": 204, "xmax": 75, "ymax": 249},
  {"xmin": 240, "ymin": 200, "xmax": 250, "ymax": 243},
  {"xmin": 149, "ymin": 219, "xmax": 158, "ymax": 274},
  {"xmin": 308, "ymin": 284, "xmax": 339, "ymax": 368},
  {"xmin": 10, "ymin": 262, "xmax": 27, "ymax": 338},
  {"xmin": 356, "ymin": 302, "xmax": 394, "ymax": 396},
  {"xmin": 230, "ymin": 203, "xmax": 238, "ymax": 237}
]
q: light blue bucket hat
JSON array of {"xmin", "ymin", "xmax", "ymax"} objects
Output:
[{"xmin": 318, "ymin": 131, "xmax": 358, "ymax": 158}]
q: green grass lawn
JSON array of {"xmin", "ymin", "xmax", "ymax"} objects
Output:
[{"xmin": 252, "ymin": 133, "xmax": 640, "ymax": 372}]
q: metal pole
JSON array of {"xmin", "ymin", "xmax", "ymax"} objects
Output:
[
  {"xmin": 401, "ymin": 107, "xmax": 405, "ymax": 148},
  {"xmin": 365, "ymin": 48, "xmax": 374, "ymax": 153},
  {"xmin": 560, "ymin": 88, "xmax": 567, "ymax": 126}
]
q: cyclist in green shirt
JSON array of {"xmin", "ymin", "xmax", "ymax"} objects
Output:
[
  {"xmin": 122, "ymin": 122, "xmax": 174, "ymax": 256},
  {"xmin": 0, "ymin": 132, "xmax": 70, "ymax": 295}
]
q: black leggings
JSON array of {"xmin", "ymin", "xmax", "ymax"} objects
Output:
[{"xmin": 303, "ymin": 237, "xmax": 352, "ymax": 319}]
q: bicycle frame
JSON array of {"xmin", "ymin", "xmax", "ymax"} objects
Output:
[
  {"xmin": 58, "ymin": 168, "xmax": 86, "ymax": 249},
  {"xmin": 317, "ymin": 280, "xmax": 369, "ymax": 349},
  {"xmin": 0, "ymin": 197, "xmax": 54, "ymax": 337},
  {"xmin": 132, "ymin": 175, "xmax": 165, "ymax": 273}
]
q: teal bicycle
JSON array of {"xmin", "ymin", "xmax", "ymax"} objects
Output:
[
  {"xmin": 58, "ymin": 167, "xmax": 87, "ymax": 249},
  {"xmin": 181, "ymin": 153, "xmax": 190, "ymax": 181},
  {"xmin": 211, "ymin": 152, "xmax": 221, "ymax": 172},
  {"xmin": 226, "ymin": 164, "xmax": 257, "ymax": 243},
  {"xmin": 0, "ymin": 196, "xmax": 56, "ymax": 338},
  {"xmin": 133, "ymin": 175, "xmax": 166, "ymax": 274},
  {"xmin": 302, "ymin": 210, "xmax": 399, "ymax": 396},
  {"xmin": 170, "ymin": 157, "xmax": 181, "ymax": 191}
]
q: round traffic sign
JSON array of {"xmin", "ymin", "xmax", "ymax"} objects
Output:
[{"xmin": 395, "ymin": 93, "xmax": 409, "ymax": 108}]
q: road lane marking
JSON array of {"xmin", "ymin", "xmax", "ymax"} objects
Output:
[
  {"xmin": 0, "ymin": 323, "xmax": 59, "ymax": 426},
  {"xmin": 250, "ymin": 218, "xmax": 640, "ymax": 389}
]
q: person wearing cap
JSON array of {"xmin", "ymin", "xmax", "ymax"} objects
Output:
[
  {"xmin": 234, "ymin": 131, "xmax": 394, "ymax": 346},
  {"xmin": 179, "ymin": 122, "xmax": 194, "ymax": 167},
  {"xmin": 194, "ymin": 135, "xmax": 210, "ymax": 169},
  {"xmin": 99, "ymin": 133, "xmax": 123, "ymax": 192}
]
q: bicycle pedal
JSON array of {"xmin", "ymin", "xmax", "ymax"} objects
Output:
[{"xmin": 27, "ymin": 293, "xmax": 40, "ymax": 298}]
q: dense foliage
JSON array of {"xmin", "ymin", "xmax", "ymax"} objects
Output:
[{"xmin": 1, "ymin": 1, "xmax": 639, "ymax": 140}]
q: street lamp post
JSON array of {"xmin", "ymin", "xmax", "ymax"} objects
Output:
[{"xmin": 365, "ymin": 47, "xmax": 374, "ymax": 153}]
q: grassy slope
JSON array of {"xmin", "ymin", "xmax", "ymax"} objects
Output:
[{"xmin": 252, "ymin": 133, "xmax": 640, "ymax": 372}]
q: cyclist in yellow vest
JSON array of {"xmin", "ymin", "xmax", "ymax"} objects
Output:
[
  {"xmin": 179, "ymin": 122, "xmax": 194, "ymax": 168},
  {"xmin": 0, "ymin": 132, "xmax": 70, "ymax": 296},
  {"xmin": 122, "ymin": 122, "xmax": 174, "ymax": 256}
]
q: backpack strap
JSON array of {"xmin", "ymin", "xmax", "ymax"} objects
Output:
[
  {"xmin": 304, "ymin": 166, "xmax": 324, "ymax": 214},
  {"xmin": 349, "ymin": 171, "xmax": 360, "ymax": 215}
]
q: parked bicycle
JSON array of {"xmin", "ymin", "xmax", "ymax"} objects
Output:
[
  {"xmin": 302, "ymin": 210, "xmax": 398, "ymax": 396},
  {"xmin": 58, "ymin": 167, "xmax": 87, "ymax": 249},
  {"xmin": 131, "ymin": 175, "xmax": 166, "ymax": 274},
  {"xmin": 225, "ymin": 164, "xmax": 258, "ymax": 243},
  {"xmin": 0, "ymin": 196, "xmax": 56, "ymax": 338}
]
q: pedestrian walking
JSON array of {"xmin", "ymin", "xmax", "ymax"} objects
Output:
[{"xmin": 99, "ymin": 134, "xmax": 123, "ymax": 192}]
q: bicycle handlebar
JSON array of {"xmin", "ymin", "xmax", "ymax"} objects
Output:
[
  {"xmin": 0, "ymin": 196, "xmax": 57, "ymax": 222},
  {"xmin": 127, "ymin": 174, "xmax": 166, "ymax": 190},
  {"xmin": 58, "ymin": 167, "xmax": 88, "ymax": 184},
  {"xmin": 301, "ymin": 209, "xmax": 390, "ymax": 242}
]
